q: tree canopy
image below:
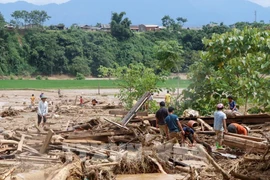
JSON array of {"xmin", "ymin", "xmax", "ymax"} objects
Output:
[{"xmin": 181, "ymin": 27, "xmax": 270, "ymax": 115}]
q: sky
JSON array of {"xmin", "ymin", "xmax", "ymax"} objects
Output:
[
  {"xmin": 0, "ymin": 0, "xmax": 269, "ymax": 7},
  {"xmin": 0, "ymin": 0, "xmax": 70, "ymax": 5}
]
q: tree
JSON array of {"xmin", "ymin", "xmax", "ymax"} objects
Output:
[
  {"xmin": 99, "ymin": 63, "xmax": 164, "ymax": 108},
  {"xmin": 110, "ymin": 12, "xmax": 133, "ymax": 40},
  {"xmin": 182, "ymin": 28, "xmax": 270, "ymax": 115},
  {"xmin": 161, "ymin": 15, "xmax": 175, "ymax": 30},
  {"xmin": 155, "ymin": 40, "xmax": 184, "ymax": 94},
  {"xmin": 176, "ymin": 17, "xmax": 187, "ymax": 26},
  {"xmin": 0, "ymin": 12, "xmax": 5, "ymax": 28}
]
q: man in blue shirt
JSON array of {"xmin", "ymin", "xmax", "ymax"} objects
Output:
[
  {"xmin": 165, "ymin": 107, "xmax": 185, "ymax": 143},
  {"xmin": 214, "ymin": 103, "xmax": 228, "ymax": 149},
  {"xmin": 228, "ymin": 95, "xmax": 238, "ymax": 111}
]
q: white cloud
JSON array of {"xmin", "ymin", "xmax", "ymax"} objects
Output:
[
  {"xmin": 0, "ymin": 0, "xmax": 70, "ymax": 5},
  {"xmin": 248, "ymin": 0, "xmax": 270, "ymax": 7}
]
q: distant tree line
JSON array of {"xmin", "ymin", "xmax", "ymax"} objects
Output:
[{"xmin": 0, "ymin": 11, "xmax": 270, "ymax": 77}]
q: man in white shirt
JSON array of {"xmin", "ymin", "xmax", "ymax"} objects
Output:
[
  {"xmin": 38, "ymin": 95, "xmax": 48, "ymax": 127},
  {"xmin": 214, "ymin": 103, "xmax": 227, "ymax": 149}
]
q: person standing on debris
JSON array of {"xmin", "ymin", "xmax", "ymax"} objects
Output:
[
  {"xmin": 38, "ymin": 95, "xmax": 48, "ymax": 127},
  {"xmin": 228, "ymin": 123, "xmax": 250, "ymax": 135},
  {"xmin": 30, "ymin": 94, "xmax": 35, "ymax": 108},
  {"xmin": 214, "ymin": 103, "xmax": 227, "ymax": 149},
  {"xmin": 155, "ymin": 101, "xmax": 168, "ymax": 141},
  {"xmin": 80, "ymin": 96, "xmax": 83, "ymax": 107},
  {"xmin": 228, "ymin": 95, "xmax": 238, "ymax": 111},
  {"xmin": 165, "ymin": 91, "xmax": 171, "ymax": 107},
  {"xmin": 58, "ymin": 89, "xmax": 61, "ymax": 97},
  {"xmin": 165, "ymin": 107, "xmax": 185, "ymax": 143}
]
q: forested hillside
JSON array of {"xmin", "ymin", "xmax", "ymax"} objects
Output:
[{"xmin": 0, "ymin": 11, "xmax": 269, "ymax": 77}]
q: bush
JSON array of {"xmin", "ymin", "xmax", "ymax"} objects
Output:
[
  {"xmin": 10, "ymin": 76, "xmax": 15, "ymax": 80},
  {"xmin": 44, "ymin": 76, "xmax": 49, "ymax": 80},
  {"xmin": 75, "ymin": 73, "xmax": 85, "ymax": 80},
  {"xmin": 18, "ymin": 77, "xmax": 23, "ymax": 80},
  {"xmin": 36, "ymin": 75, "xmax": 42, "ymax": 80}
]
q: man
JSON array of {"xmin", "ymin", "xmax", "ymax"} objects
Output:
[
  {"xmin": 228, "ymin": 123, "xmax": 250, "ymax": 135},
  {"xmin": 182, "ymin": 127, "xmax": 196, "ymax": 146},
  {"xmin": 80, "ymin": 96, "xmax": 83, "ymax": 107},
  {"xmin": 228, "ymin": 95, "xmax": 238, "ymax": 111},
  {"xmin": 30, "ymin": 94, "xmax": 35, "ymax": 108},
  {"xmin": 165, "ymin": 107, "xmax": 185, "ymax": 143},
  {"xmin": 165, "ymin": 91, "xmax": 171, "ymax": 107},
  {"xmin": 155, "ymin": 101, "xmax": 168, "ymax": 141},
  {"xmin": 38, "ymin": 95, "xmax": 48, "ymax": 127},
  {"xmin": 214, "ymin": 103, "xmax": 227, "ymax": 149}
]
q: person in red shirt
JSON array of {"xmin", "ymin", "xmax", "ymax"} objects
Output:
[
  {"xmin": 228, "ymin": 123, "xmax": 250, "ymax": 135},
  {"xmin": 79, "ymin": 96, "xmax": 83, "ymax": 107}
]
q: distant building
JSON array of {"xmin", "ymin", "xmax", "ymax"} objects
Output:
[
  {"xmin": 138, "ymin": 24, "xmax": 160, "ymax": 32},
  {"xmin": 130, "ymin": 25, "xmax": 139, "ymax": 32},
  {"xmin": 100, "ymin": 24, "xmax": 111, "ymax": 32}
]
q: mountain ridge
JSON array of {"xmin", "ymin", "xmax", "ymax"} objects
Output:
[{"xmin": 1, "ymin": 0, "xmax": 270, "ymax": 27}]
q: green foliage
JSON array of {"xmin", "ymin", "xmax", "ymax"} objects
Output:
[
  {"xmin": 99, "ymin": 63, "xmax": 165, "ymax": 108},
  {"xmin": 11, "ymin": 10, "xmax": 51, "ymax": 27},
  {"xmin": 182, "ymin": 28, "xmax": 270, "ymax": 115},
  {"xmin": 111, "ymin": 12, "xmax": 133, "ymax": 40},
  {"xmin": 75, "ymin": 72, "xmax": 85, "ymax": 80},
  {"xmin": 10, "ymin": 75, "xmax": 15, "ymax": 80},
  {"xmin": 36, "ymin": 75, "xmax": 42, "ymax": 80},
  {"xmin": 0, "ymin": 12, "xmax": 5, "ymax": 28}
]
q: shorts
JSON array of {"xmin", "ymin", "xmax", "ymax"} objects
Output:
[
  {"xmin": 159, "ymin": 125, "xmax": 167, "ymax": 136},
  {"xmin": 169, "ymin": 132, "xmax": 182, "ymax": 142},
  {"xmin": 38, "ymin": 115, "xmax": 47, "ymax": 124},
  {"xmin": 228, "ymin": 124, "xmax": 237, "ymax": 133},
  {"xmin": 215, "ymin": 130, "xmax": 224, "ymax": 142}
]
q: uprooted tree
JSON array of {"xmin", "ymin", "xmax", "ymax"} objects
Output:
[
  {"xmin": 99, "ymin": 63, "xmax": 164, "ymax": 109},
  {"xmin": 181, "ymin": 27, "xmax": 270, "ymax": 115}
]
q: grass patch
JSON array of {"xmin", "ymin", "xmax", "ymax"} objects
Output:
[{"xmin": 0, "ymin": 79, "xmax": 190, "ymax": 90}]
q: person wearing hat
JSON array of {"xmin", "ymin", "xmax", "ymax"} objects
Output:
[
  {"xmin": 228, "ymin": 123, "xmax": 249, "ymax": 135},
  {"xmin": 214, "ymin": 103, "xmax": 228, "ymax": 149},
  {"xmin": 38, "ymin": 95, "xmax": 48, "ymax": 127},
  {"xmin": 155, "ymin": 101, "xmax": 168, "ymax": 141}
]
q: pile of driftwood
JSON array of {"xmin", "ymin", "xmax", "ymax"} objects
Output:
[{"xmin": 1, "ymin": 107, "xmax": 20, "ymax": 117}]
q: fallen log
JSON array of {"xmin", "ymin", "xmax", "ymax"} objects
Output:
[
  {"xmin": 50, "ymin": 154, "xmax": 83, "ymax": 180},
  {"xmin": 197, "ymin": 118, "xmax": 213, "ymax": 131},
  {"xmin": 40, "ymin": 129, "xmax": 54, "ymax": 154},
  {"xmin": 230, "ymin": 171, "xmax": 262, "ymax": 180},
  {"xmin": 226, "ymin": 132, "xmax": 266, "ymax": 142},
  {"xmin": 104, "ymin": 118, "xmax": 129, "ymax": 130},
  {"xmin": 198, "ymin": 145, "xmax": 230, "ymax": 180},
  {"xmin": 147, "ymin": 156, "xmax": 167, "ymax": 174},
  {"xmin": 223, "ymin": 134, "xmax": 267, "ymax": 153},
  {"xmin": 62, "ymin": 139, "xmax": 103, "ymax": 145},
  {"xmin": 85, "ymin": 162, "xmax": 119, "ymax": 169}
]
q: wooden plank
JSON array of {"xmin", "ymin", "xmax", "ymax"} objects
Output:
[
  {"xmin": 109, "ymin": 110, "xmax": 148, "ymax": 116},
  {"xmin": 40, "ymin": 129, "xmax": 54, "ymax": 154},
  {"xmin": 122, "ymin": 92, "xmax": 151, "ymax": 126},
  {"xmin": 17, "ymin": 135, "xmax": 26, "ymax": 153},
  {"xmin": 104, "ymin": 118, "xmax": 129, "ymax": 130}
]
